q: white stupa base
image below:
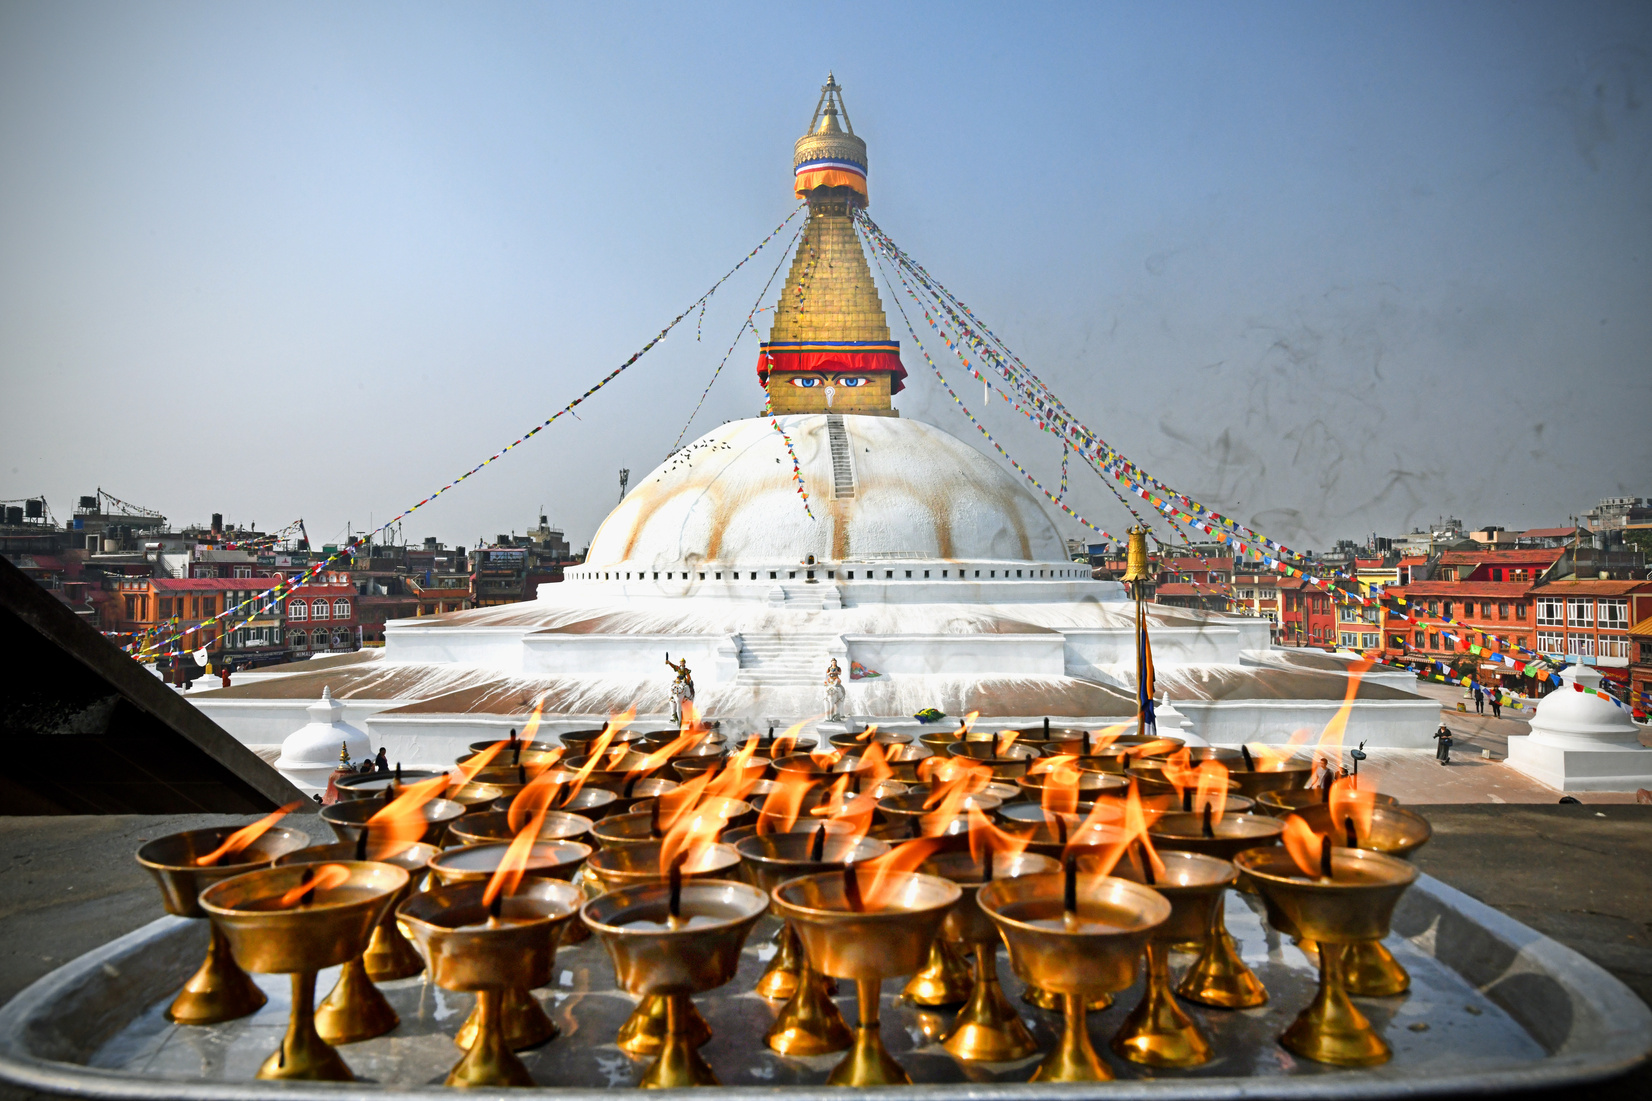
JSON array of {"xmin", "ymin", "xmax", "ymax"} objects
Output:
[
  {"xmin": 273, "ymin": 764, "xmax": 336, "ymax": 796},
  {"xmin": 1504, "ymin": 735, "xmax": 1652, "ymax": 792}
]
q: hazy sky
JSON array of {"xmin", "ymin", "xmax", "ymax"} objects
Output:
[{"xmin": 3, "ymin": 2, "xmax": 1648, "ymax": 555}]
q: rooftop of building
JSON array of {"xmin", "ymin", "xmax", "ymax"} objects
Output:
[{"xmin": 1438, "ymin": 548, "xmax": 1567, "ymax": 566}]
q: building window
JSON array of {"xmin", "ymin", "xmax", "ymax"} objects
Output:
[
  {"xmin": 1498, "ymin": 602, "xmax": 1509, "ymax": 620},
  {"xmin": 1535, "ymin": 597, "xmax": 1562, "ymax": 626},
  {"xmin": 289, "ymin": 630, "xmax": 308, "ymax": 649},
  {"xmin": 308, "ymin": 599, "xmax": 327, "ymax": 620},
  {"xmin": 1567, "ymin": 634, "xmax": 1595, "ymax": 657},
  {"xmin": 1599, "ymin": 637, "xmax": 1629, "ymax": 659},
  {"xmin": 1599, "ymin": 599, "xmax": 1628, "ymax": 630},
  {"xmin": 332, "ymin": 630, "xmax": 348, "ymax": 649},
  {"xmin": 1362, "ymin": 633, "xmax": 1379, "ymax": 649},
  {"xmin": 1429, "ymin": 632, "xmax": 1440, "ymax": 649},
  {"xmin": 1567, "ymin": 599, "xmax": 1593, "ymax": 626},
  {"xmin": 1536, "ymin": 631, "xmax": 1564, "ymax": 654},
  {"xmin": 313, "ymin": 628, "xmax": 329, "ymax": 648},
  {"xmin": 333, "ymin": 599, "xmax": 350, "ymax": 618},
  {"xmin": 1414, "ymin": 631, "xmax": 1425, "ymax": 647},
  {"xmin": 288, "ymin": 600, "xmax": 307, "ymax": 620},
  {"xmin": 1442, "ymin": 601, "xmax": 1453, "ymax": 618}
]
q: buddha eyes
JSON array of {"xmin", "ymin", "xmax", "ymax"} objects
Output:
[{"xmin": 788, "ymin": 376, "xmax": 870, "ymax": 388}]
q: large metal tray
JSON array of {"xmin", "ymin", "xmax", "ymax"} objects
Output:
[{"xmin": 0, "ymin": 873, "xmax": 1647, "ymax": 1099}]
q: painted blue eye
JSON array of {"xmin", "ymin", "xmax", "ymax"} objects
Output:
[
  {"xmin": 839, "ymin": 377, "xmax": 870, "ymax": 388},
  {"xmin": 789, "ymin": 378, "xmax": 821, "ymax": 388}
]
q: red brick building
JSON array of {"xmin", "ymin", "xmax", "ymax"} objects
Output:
[
  {"xmin": 1279, "ymin": 577, "xmax": 1337, "ymax": 648},
  {"xmin": 282, "ymin": 582, "xmax": 359, "ymax": 656}
]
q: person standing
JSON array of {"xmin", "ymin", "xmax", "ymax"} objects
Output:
[
  {"xmin": 374, "ymin": 747, "xmax": 390, "ymax": 773},
  {"xmin": 1472, "ymin": 681, "xmax": 1485, "ymax": 714},
  {"xmin": 1433, "ymin": 722, "xmax": 1453, "ymax": 765},
  {"xmin": 1489, "ymin": 690, "xmax": 1502, "ymax": 719}
]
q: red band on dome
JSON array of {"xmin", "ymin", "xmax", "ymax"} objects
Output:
[{"xmin": 757, "ymin": 345, "xmax": 906, "ymax": 394}]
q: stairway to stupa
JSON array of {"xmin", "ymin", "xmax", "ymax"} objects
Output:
[{"xmin": 733, "ymin": 633, "xmax": 841, "ymax": 688}]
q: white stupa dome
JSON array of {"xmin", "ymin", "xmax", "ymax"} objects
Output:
[
  {"xmin": 585, "ymin": 414, "xmax": 1068, "ymax": 569},
  {"xmin": 1527, "ymin": 666, "xmax": 1642, "ymax": 748}
]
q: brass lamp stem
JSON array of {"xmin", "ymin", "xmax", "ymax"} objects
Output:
[
  {"xmin": 1031, "ymin": 992, "xmax": 1111, "ymax": 1082},
  {"xmin": 257, "ymin": 971, "xmax": 353, "ymax": 1081}
]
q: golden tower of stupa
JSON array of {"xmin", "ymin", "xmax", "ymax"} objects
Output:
[{"xmin": 758, "ymin": 74, "xmax": 905, "ymax": 417}]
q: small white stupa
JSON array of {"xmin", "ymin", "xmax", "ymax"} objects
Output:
[
  {"xmin": 273, "ymin": 687, "xmax": 372, "ymax": 794},
  {"xmin": 1505, "ymin": 666, "xmax": 1652, "ymax": 792}
]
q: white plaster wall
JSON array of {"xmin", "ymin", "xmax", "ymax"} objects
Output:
[
  {"xmin": 521, "ymin": 633, "xmax": 739, "ymax": 687},
  {"xmin": 844, "ymin": 634, "xmax": 1065, "ymax": 676},
  {"xmin": 1175, "ymin": 698, "xmax": 1439, "ymax": 749},
  {"xmin": 1063, "ymin": 625, "xmax": 1242, "ymax": 676},
  {"xmin": 192, "ymin": 698, "xmax": 413, "ymax": 745},
  {"xmin": 379, "ymin": 626, "xmax": 532, "ymax": 670}
]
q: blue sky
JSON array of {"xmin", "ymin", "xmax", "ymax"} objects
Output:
[{"xmin": 2, "ymin": 2, "xmax": 1648, "ymax": 552}]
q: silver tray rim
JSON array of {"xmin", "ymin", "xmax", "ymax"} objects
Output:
[{"xmin": 0, "ymin": 872, "xmax": 1647, "ymax": 1099}]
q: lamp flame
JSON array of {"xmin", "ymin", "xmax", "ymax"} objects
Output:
[
  {"xmin": 194, "ymin": 801, "xmax": 302, "ymax": 866},
  {"xmin": 1328, "ymin": 775, "xmax": 1375, "ymax": 846},
  {"xmin": 1281, "ymin": 814, "xmax": 1333, "ymax": 878},
  {"xmin": 758, "ymin": 771, "xmax": 820, "ymax": 835},
  {"xmin": 275, "ymin": 863, "xmax": 351, "ymax": 908},
  {"xmin": 365, "ymin": 774, "xmax": 449, "ymax": 858},
  {"xmin": 1070, "ymin": 779, "xmax": 1162, "ymax": 879}
]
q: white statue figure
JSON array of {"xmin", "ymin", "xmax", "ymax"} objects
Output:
[
  {"xmin": 666, "ymin": 654, "xmax": 696, "ymax": 725},
  {"xmin": 824, "ymin": 658, "xmax": 847, "ymax": 722}
]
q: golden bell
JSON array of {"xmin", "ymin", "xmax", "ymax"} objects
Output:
[{"xmin": 1119, "ymin": 525, "xmax": 1152, "ymax": 585}]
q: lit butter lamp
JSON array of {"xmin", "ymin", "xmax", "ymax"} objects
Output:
[
  {"xmin": 978, "ymin": 860, "xmax": 1170, "ymax": 1081},
  {"xmin": 135, "ymin": 813, "xmax": 310, "ymax": 1025},
  {"xmin": 400, "ymin": 878, "xmax": 582, "ymax": 1087},
  {"xmin": 272, "ymin": 836, "xmax": 440, "ymax": 1044},
  {"xmin": 1235, "ymin": 836, "xmax": 1418, "ymax": 1066},
  {"xmin": 920, "ymin": 847, "xmax": 1059, "ymax": 1062},
  {"xmin": 772, "ymin": 862, "xmax": 962, "ymax": 1085},
  {"xmin": 1106, "ymin": 848, "xmax": 1236, "ymax": 1067},
  {"xmin": 428, "ymin": 839, "xmax": 592, "ymax": 1052},
  {"xmin": 1287, "ymin": 799, "xmax": 1432, "ymax": 997},
  {"xmin": 584, "ymin": 876, "xmax": 769, "ymax": 1088},
  {"xmin": 586, "ymin": 840, "xmax": 742, "ymax": 1057},
  {"xmin": 875, "ymin": 789, "xmax": 1001, "ymax": 1006},
  {"xmin": 199, "ymin": 861, "xmax": 409, "ymax": 1081},
  {"xmin": 735, "ymin": 827, "xmax": 890, "ymax": 1056}
]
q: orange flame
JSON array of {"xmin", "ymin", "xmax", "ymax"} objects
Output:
[
  {"xmin": 658, "ymin": 787, "xmax": 727, "ymax": 877},
  {"xmin": 194, "ymin": 802, "xmax": 303, "ymax": 866},
  {"xmin": 770, "ymin": 716, "xmax": 816, "ymax": 758},
  {"xmin": 453, "ymin": 738, "xmax": 509, "ymax": 785},
  {"xmin": 855, "ymin": 723, "xmax": 879, "ymax": 742},
  {"xmin": 1070, "ymin": 779, "xmax": 1161, "ymax": 878},
  {"xmin": 1328, "ymin": 775, "xmax": 1375, "ymax": 846},
  {"xmin": 481, "ymin": 810, "xmax": 547, "ymax": 911},
  {"xmin": 1281, "ymin": 814, "xmax": 1330, "ymax": 878},
  {"xmin": 1081, "ymin": 721, "xmax": 1132, "ymax": 755},
  {"xmin": 993, "ymin": 729, "xmax": 1021, "ymax": 756},
  {"xmin": 952, "ymin": 710, "xmax": 981, "ymax": 739},
  {"xmin": 623, "ymin": 729, "xmax": 702, "ymax": 787},
  {"xmin": 559, "ymin": 708, "xmax": 632, "ymax": 803},
  {"xmin": 275, "ymin": 863, "xmax": 351, "ymax": 908},
  {"xmin": 1038, "ymin": 759, "xmax": 1084, "ymax": 818},
  {"xmin": 965, "ymin": 804, "xmax": 1034, "ymax": 865},
  {"xmin": 758, "ymin": 771, "xmax": 820, "ymax": 835},
  {"xmin": 364, "ymin": 773, "xmax": 450, "ymax": 857},
  {"xmin": 1315, "ymin": 657, "xmax": 1375, "ymax": 771},
  {"xmin": 856, "ymin": 834, "xmax": 948, "ymax": 910},
  {"xmin": 703, "ymin": 733, "xmax": 763, "ymax": 802},
  {"xmin": 1192, "ymin": 760, "xmax": 1231, "ymax": 825},
  {"xmin": 520, "ymin": 693, "xmax": 547, "ymax": 744},
  {"xmin": 656, "ymin": 767, "xmax": 715, "ymax": 836}
]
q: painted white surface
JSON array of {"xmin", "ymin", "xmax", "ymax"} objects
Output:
[{"xmin": 1505, "ymin": 665, "xmax": 1652, "ymax": 790}]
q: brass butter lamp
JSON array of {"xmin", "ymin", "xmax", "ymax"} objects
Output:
[
  {"xmin": 273, "ymin": 839, "xmax": 439, "ymax": 1044},
  {"xmin": 978, "ymin": 867, "xmax": 1169, "ymax": 1082},
  {"xmin": 584, "ymin": 878, "xmax": 768, "ymax": 1088},
  {"xmin": 1286, "ymin": 803, "xmax": 1432, "ymax": 997},
  {"xmin": 199, "ymin": 860, "xmax": 409, "ymax": 1081},
  {"xmin": 1105, "ymin": 850, "xmax": 1235, "ymax": 1067},
  {"xmin": 400, "ymin": 879, "xmax": 582, "ymax": 1087},
  {"xmin": 135, "ymin": 824, "xmax": 311, "ymax": 1025},
  {"xmin": 1148, "ymin": 810, "xmax": 1283, "ymax": 1008},
  {"xmin": 1235, "ymin": 846, "xmax": 1418, "ymax": 1066},
  {"xmin": 735, "ymin": 828, "xmax": 889, "ymax": 1056},
  {"xmin": 585, "ymin": 840, "xmax": 742, "ymax": 1057},
  {"xmin": 920, "ymin": 849, "xmax": 1058, "ymax": 1062},
  {"xmin": 772, "ymin": 867, "xmax": 961, "ymax": 1086}
]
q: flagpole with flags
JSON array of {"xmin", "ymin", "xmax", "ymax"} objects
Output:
[{"xmin": 1120, "ymin": 525, "xmax": 1156, "ymax": 738}]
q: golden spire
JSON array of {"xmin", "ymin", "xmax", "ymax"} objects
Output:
[{"xmin": 759, "ymin": 75, "xmax": 905, "ymax": 416}]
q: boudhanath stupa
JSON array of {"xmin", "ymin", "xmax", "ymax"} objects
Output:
[{"xmin": 195, "ymin": 77, "xmax": 1437, "ymax": 764}]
